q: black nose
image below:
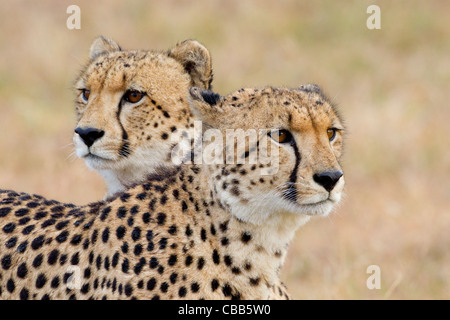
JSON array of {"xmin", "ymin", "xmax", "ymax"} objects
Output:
[
  {"xmin": 75, "ymin": 127, "xmax": 105, "ymax": 148},
  {"xmin": 313, "ymin": 170, "xmax": 343, "ymax": 192}
]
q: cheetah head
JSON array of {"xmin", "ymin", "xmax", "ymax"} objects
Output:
[
  {"xmin": 189, "ymin": 86, "xmax": 345, "ymax": 225},
  {"xmin": 73, "ymin": 37, "xmax": 212, "ymax": 197}
]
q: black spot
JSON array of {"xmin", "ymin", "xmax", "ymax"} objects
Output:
[
  {"xmin": 168, "ymin": 254, "xmax": 177, "ymax": 266},
  {"xmin": 122, "ymin": 258, "xmax": 129, "ymax": 273},
  {"xmin": 168, "ymin": 224, "xmax": 177, "ymax": 235},
  {"xmin": 59, "ymin": 254, "xmax": 68, "ymax": 265},
  {"xmin": 159, "ymin": 237, "xmax": 167, "ymax": 250},
  {"xmin": 56, "ymin": 230, "xmax": 69, "ymax": 243},
  {"xmin": 117, "ymin": 206, "xmax": 127, "ymax": 219},
  {"xmin": 116, "ymin": 226, "xmax": 126, "ymax": 239},
  {"xmin": 111, "ymin": 252, "xmax": 119, "ymax": 268},
  {"xmin": 20, "ymin": 288, "xmax": 29, "ymax": 300},
  {"xmin": 224, "ymin": 255, "xmax": 233, "ymax": 266},
  {"xmin": 32, "ymin": 254, "xmax": 44, "ymax": 269},
  {"xmin": 170, "ymin": 273, "xmax": 178, "ymax": 284},
  {"xmin": 0, "ymin": 207, "xmax": 11, "ymax": 217},
  {"xmin": 200, "ymin": 228, "xmax": 207, "ymax": 241},
  {"xmin": 91, "ymin": 230, "xmax": 98, "ymax": 244},
  {"xmin": 181, "ymin": 201, "xmax": 188, "ymax": 212},
  {"xmin": 26, "ymin": 202, "xmax": 39, "ymax": 208},
  {"xmin": 41, "ymin": 218, "xmax": 55, "ymax": 228},
  {"xmin": 241, "ymin": 232, "xmax": 252, "ymax": 243},
  {"xmin": 147, "ymin": 278, "xmax": 156, "ymax": 291},
  {"xmin": 101, "ymin": 227, "xmax": 110, "ymax": 243},
  {"xmin": 219, "ymin": 221, "xmax": 229, "ymax": 232},
  {"xmin": 22, "ymin": 225, "xmax": 35, "ymax": 235},
  {"xmin": 160, "ymin": 282, "xmax": 169, "ymax": 293},
  {"xmin": 34, "ymin": 211, "xmax": 48, "ymax": 220},
  {"xmin": 131, "ymin": 242, "xmax": 142, "ymax": 256},
  {"xmin": 51, "ymin": 276, "xmax": 60, "ymax": 289},
  {"xmin": 84, "ymin": 267, "xmax": 91, "ymax": 279},
  {"xmin": 100, "ymin": 206, "xmax": 111, "ymax": 221},
  {"xmin": 149, "ymin": 257, "xmax": 159, "ymax": 269},
  {"xmin": 157, "ymin": 265, "xmax": 164, "ymax": 274},
  {"xmin": 17, "ymin": 240, "xmax": 28, "ymax": 253},
  {"xmin": 70, "ymin": 234, "xmax": 82, "ymax": 246},
  {"xmin": 134, "ymin": 257, "xmax": 146, "ymax": 275},
  {"xmin": 185, "ymin": 255, "xmax": 193, "ymax": 266},
  {"xmin": 249, "ymin": 277, "xmax": 261, "ymax": 286},
  {"xmin": 80, "ymin": 283, "xmax": 90, "ymax": 295},
  {"xmin": 36, "ymin": 274, "xmax": 47, "ymax": 289},
  {"xmin": 125, "ymin": 283, "xmax": 133, "ymax": 297},
  {"xmin": 17, "ymin": 263, "xmax": 27, "ymax": 278},
  {"xmin": 71, "ymin": 252, "xmax": 80, "ymax": 265},
  {"xmin": 3, "ymin": 222, "xmax": 16, "ymax": 233},
  {"xmin": 178, "ymin": 286, "xmax": 187, "ymax": 297},
  {"xmin": 222, "ymin": 284, "xmax": 232, "ymax": 297},
  {"xmin": 191, "ymin": 282, "xmax": 200, "ymax": 293},
  {"xmin": 6, "ymin": 279, "xmax": 15, "ymax": 293},
  {"xmin": 211, "ymin": 279, "xmax": 219, "ymax": 291},
  {"xmin": 161, "ymin": 133, "xmax": 169, "ymax": 140},
  {"xmin": 142, "ymin": 212, "xmax": 150, "ymax": 224},
  {"xmin": 197, "ymin": 257, "xmax": 205, "ymax": 270},
  {"xmin": 185, "ymin": 225, "xmax": 193, "ymax": 237},
  {"xmin": 104, "ymin": 256, "xmax": 110, "ymax": 270},
  {"xmin": 221, "ymin": 237, "xmax": 229, "ymax": 246},
  {"xmin": 47, "ymin": 249, "xmax": 59, "ymax": 265},
  {"xmin": 212, "ymin": 249, "xmax": 220, "ymax": 265},
  {"xmin": 120, "ymin": 193, "xmax": 131, "ymax": 202},
  {"xmin": 96, "ymin": 255, "xmax": 103, "ymax": 270},
  {"xmin": 231, "ymin": 267, "xmax": 241, "ymax": 275},
  {"xmin": 1, "ymin": 255, "xmax": 12, "ymax": 270},
  {"xmin": 132, "ymin": 227, "xmax": 141, "ymax": 241},
  {"xmin": 31, "ymin": 235, "xmax": 45, "ymax": 250},
  {"xmin": 18, "ymin": 217, "xmax": 30, "ymax": 225},
  {"xmin": 5, "ymin": 236, "xmax": 17, "ymax": 248},
  {"xmin": 156, "ymin": 212, "xmax": 166, "ymax": 225}
]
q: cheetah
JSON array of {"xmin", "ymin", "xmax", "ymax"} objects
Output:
[
  {"xmin": 73, "ymin": 37, "xmax": 290, "ymax": 299},
  {"xmin": 73, "ymin": 36, "xmax": 213, "ymax": 199},
  {"xmin": 0, "ymin": 85, "xmax": 345, "ymax": 300}
]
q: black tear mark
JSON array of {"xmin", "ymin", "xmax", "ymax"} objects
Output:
[
  {"xmin": 283, "ymin": 141, "xmax": 300, "ymax": 202},
  {"xmin": 117, "ymin": 100, "xmax": 131, "ymax": 158}
]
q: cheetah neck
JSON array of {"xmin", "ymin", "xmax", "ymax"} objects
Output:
[{"xmin": 188, "ymin": 165, "xmax": 309, "ymax": 297}]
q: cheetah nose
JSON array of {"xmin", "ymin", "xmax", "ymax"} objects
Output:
[
  {"xmin": 75, "ymin": 127, "xmax": 105, "ymax": 148},
  {"xmin": 313, "ymin": 170, "xmax": 343, "ymax": 192}
]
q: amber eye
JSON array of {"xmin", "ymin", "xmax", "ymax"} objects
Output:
[
  {"xmin": 327, "ymin": 128, "xmax": 337, "ymax": 141},
  {"xmin": 269, "ymin": 129, "xmax": 293, "ymax": 144},
  {"xmin": 124, "ymin": 91, "xmax": 145, "ymax": 103},
  {"xmin": 81, "ymin": 89, "xmax": 90, "ymax": 102}
]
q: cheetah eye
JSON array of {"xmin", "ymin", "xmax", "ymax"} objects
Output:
[
  {"xmin": 81, "ymin": 89, "xmax": 90, "ymax": 102},
  {"xmin": 327, "ymin": 128, "xmax": 337, "ymax": 141},
  {"xmin": 124, "ymin": 90, "xmax": 146, "ymax": 103},
  {"xmin": 268, "ymin": 129, "xmax": 293, "ymax": 144}
]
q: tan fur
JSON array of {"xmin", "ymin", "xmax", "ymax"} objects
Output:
[
  {"xmin": 74, "ymin": 37, "xmax": 212, "ymax": 199},
  {"xmin": 74, "ymin": 38, "xmax": 289, "ymax": 299},
  {"xmin": 0, "ymin": 86, "xmax": 344, "ymax": 300}
]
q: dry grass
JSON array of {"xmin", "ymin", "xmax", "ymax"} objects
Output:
[{"xmin": 0, "ymin": 0, "xmax": 449, "ymax": 299}]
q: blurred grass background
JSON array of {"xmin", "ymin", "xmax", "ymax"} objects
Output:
[{"xmin": 0, "ymin": 0, "xmax": 449, "ymax": 299}]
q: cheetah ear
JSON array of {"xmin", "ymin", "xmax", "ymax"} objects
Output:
[
  {"xmin": 89, "ymin": 36, "xmax": 121, "ymax": 60},
  {"xmin": 189, "ymin": 87, "xmax": 223, "ymax": 126},
  {"xmin": 168, "ymin": 40, "xmax": 213, "ymax": 90}
]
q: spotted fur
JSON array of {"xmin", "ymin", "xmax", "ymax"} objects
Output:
[
  {"xmin": 0, "ymin": 86, "xmax": 344, "ymax": 300},
  {"xmin": 74, "ymin": 37, "xmax": 213, "ymax": 199}
]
